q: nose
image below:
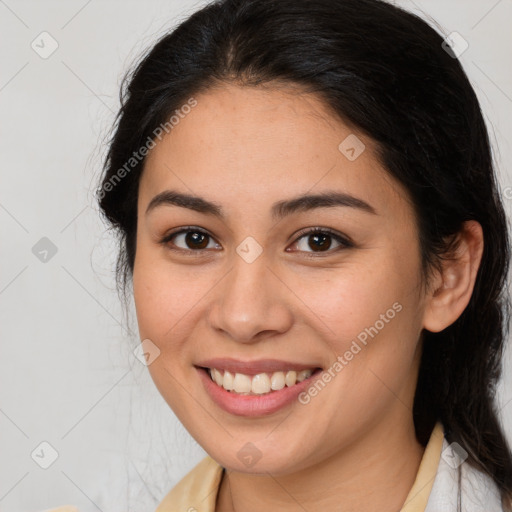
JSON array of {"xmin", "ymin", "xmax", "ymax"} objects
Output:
[{"xmin": 207, "ymin": 252, "xmax": 294, "ymax": 344}]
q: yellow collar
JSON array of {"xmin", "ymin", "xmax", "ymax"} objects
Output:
[{"xmin": 156, "ymin": 421, "xmax": 444, "ymax": 512}]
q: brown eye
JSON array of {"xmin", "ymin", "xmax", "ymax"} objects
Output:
[
  {"xmin": 288, "ymin": 228, "xmax": 352, "ymax": 254},
  {"xmin": 161, "ymin": 228, "xmax": 221, "ymax": 252},
  {"xmin": 305, "ymin": 232, "xmax": 333, "ymax": 252},
  {"xmin": 183, "ymin": 231, "xmax": 209, "ymax": 249}
]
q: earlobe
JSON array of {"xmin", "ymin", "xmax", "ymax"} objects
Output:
[{"xmin": 422, "ymin": 220, "xmax": 484, "ymax": 333}]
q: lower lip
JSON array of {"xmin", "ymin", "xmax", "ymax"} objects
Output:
[{"xmin": 196, "ymin": 367, "xmax": 322, "ymax": 417}]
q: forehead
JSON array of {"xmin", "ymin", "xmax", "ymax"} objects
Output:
[{"xmin": 139, "ymin": 83, "xmax": 411, "ymax": 221}]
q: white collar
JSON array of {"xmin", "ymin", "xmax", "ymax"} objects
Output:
[{"xmin": 425, "ymin": 437, "xmax": 504, "ymax": 512}]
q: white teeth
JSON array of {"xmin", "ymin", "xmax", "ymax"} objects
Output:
[
  {"xmin": 233, "ymin": 373, "xmax": 252, "ymax": 393},
  {"xmin": 270, "ymin": 371, "xmax": 285, "ymax": 390},
  {"xmin": 251, "ymin": 373, "xmax": 271, "ymax": 394},
  {"xmin": 213, "ymin": 368, "xmax": 223, "ymax": 387},
  {"xmin": 208, "ymin": 367, "xmax": 315, "ymax": 395},
  {"xmin": 296, "ymin": 369, "xmax": 312, "ymax": 382},
  {"xmin": 285, "ymin": 370, "xmax": 297, "ymax": 387},
  {"xmin": 222, "ymin": 370, "xmax": 234, "ymax": 391}
]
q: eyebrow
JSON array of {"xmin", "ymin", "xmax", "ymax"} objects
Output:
[{"xmin": 145, "ymin": 189, "xmax": 378, "ymax": 220}]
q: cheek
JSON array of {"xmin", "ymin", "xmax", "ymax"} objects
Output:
[
  {"xmin": 134, "ymin": 273, "xmax": 188, "ymax": 342},
  {"xmin": 292, "ymin": 261, "xmax": 407, "ymax": 343},
  {"xmin": 132, "ymin": 244, "xmax": 221, "ymax": 355},
  {"xmin": 132, "ymin": 244, "xmax": 186, "ymax": 342},
  {"xmin": 294, "ymin": 251, "xmax": 422, "ymax": 382},
  {"xmin": 288, "ymin": 265, "xmax": 422, "ymax": 442},
  {"xmin": 131, "ymin": 250, "xmax": 207, "ymax": 410}
]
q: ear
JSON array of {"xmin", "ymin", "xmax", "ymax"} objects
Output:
[{"xmin": 422, "ymin": 220, "xmax": 484, "ymax": 333}]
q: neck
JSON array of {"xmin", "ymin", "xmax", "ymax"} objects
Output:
[{"xmin": 216, "ymin": 416, "xmax": 425, "ymax": 512}]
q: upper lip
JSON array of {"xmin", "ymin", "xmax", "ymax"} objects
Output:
[{"xmin": 195, "ymin": 358, "xmax": 322, "ymax": 376}]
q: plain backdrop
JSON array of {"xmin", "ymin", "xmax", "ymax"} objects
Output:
[{"xmin": 1, "ymin": 0, "xmax": 512, "ymax": 511}]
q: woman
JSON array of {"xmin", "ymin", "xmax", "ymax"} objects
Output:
[{"xmin": 93, "ymin": 0, "xmax": 512, "ymax": 510}]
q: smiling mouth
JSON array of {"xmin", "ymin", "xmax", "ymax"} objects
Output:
[{"xmin": 201, "ymin": 367, "xmax": 322, "ymax": 395}]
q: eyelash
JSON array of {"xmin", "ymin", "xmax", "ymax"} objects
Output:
[{"xmin": 158, "ymin": 226, "xmax": 353, "ymax": 257}]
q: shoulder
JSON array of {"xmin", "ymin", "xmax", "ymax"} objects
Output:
[
  {"xmin": 156, "ymin": 455, "xmax": 225, "ymax": 512},
  {"xmin": 425, "ymin": 436, "xmax": 504, "ymax": 512}
]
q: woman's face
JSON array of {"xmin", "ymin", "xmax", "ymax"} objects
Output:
[{"xmin": 133, "ymin": 83, "xmax": 430, "ymax": 474}]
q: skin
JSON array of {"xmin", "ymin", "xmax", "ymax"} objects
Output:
[{"xmin": 132, "ymin": 83, "xmax": 484, "ymax": 512}]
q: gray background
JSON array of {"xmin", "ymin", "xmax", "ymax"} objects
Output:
[{"xmin": 1, "ymin": 0, "xmax": 511, "ymax": 511}]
